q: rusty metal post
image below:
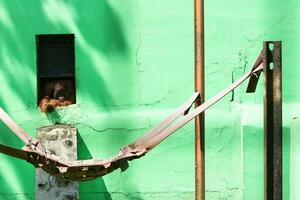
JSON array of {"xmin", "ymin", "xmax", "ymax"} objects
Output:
[
  {"xmin": 194, "ymin": 0, "xmax": 205, "ymax": 199},
  {"xmin": 263, "ymin": 41, "xmax": 282, "ymax": 200}
]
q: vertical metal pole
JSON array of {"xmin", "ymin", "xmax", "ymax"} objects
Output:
[
  {"xmin": 194, "ymin": 0, "xmax": 205, "ymax": 199},
  {"xmin": 263, "ymin": 41, "xmax": 282, "ymax": 200}
]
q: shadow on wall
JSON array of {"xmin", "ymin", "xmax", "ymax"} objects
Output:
[
  {"xmin": 242, "ymin": 126, "xmax": 290, "ymax": 200},
  {"xmin": 39, "ymin": 1, "xmax": 141, "ymax": 198},
  {"xmin": 77, "ymin": 133, "xmax": 112, "ymax": 200},
  {"xmin": 0, "ymin": 122, "xmax": 35, "ymax": 199},
  {"xmin": 40, "ymin": 0, "xmax": 133, "ymax": 109},
  {"xmin": 45, "ymin": 110, "xmax": 61, "ymax": 123},
  {"xmin": 39, "ymin": 1, "xmax": 140, "ymax": 197},
  {"xmin": 0, "ymin": 0, "xmax": 133, "ymax": 110},
  {"xmin": 0, "ymin": 3, "xmax": 36, "ymax": 111},
  {"xmin": 0, "ymin": 0, "xmax": 136, "ymax": 199}
]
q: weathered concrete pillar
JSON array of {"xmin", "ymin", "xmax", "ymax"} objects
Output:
[{"xmin": 35, "ymin": 124, "xmax": 79, "ymax": 200}]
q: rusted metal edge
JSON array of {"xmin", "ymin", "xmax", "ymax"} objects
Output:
[
  {"xmin": 246, "ymin": 51, "xmax": 263, "ymax": 93},
  {"xmin": 0, "ymin": 143, "xmax": 29, "ymax": 160}
]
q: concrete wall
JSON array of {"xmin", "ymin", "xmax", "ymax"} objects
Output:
[{"xmin": 0, "ymin": 0, "xmax": 299, "ymax": 199}]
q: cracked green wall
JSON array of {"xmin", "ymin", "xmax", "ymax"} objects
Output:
[{"xmin": 0, "ymin": 0, "xmax": 299, "ymax": 199}]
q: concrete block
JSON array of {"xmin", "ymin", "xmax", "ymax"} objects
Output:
[{"xmin": 35, "ymin": 124, "xmax": 79, "ymax": 200}]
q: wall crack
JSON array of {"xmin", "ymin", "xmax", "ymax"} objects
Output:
[{"xmin": 75, "ymin": 123, "xmax": 149, "ymax": 133}]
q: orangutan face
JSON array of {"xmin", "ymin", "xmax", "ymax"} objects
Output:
[{"xmin": 53, "ymin": 82, "xmax": 70, "ymax": 102}]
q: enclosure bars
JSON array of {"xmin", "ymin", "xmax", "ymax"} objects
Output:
[
  {"xmin": 194, "ymin": 0, "xmax": 205, "ymax": 199},
  {"xmin": 264, "ymin": 41, "xmax": 282, "ymax": 200}
]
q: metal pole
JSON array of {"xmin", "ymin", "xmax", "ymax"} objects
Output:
[
  {"xmin": 263, "ymin": 41, "xmax": 282, "ymax": 200},
  {"xmin": 194, "ymin": 0, "xmax": 205, "ymax": 199}
]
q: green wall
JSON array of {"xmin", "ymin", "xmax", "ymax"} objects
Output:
[{"xmin": 0, "ymin": 0, "xmax": 299, "ymax": 199}]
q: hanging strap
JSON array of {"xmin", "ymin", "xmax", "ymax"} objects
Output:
[
  {"xmin": 132, "ymin": 91, "xmax": 200, "ymax": 147},
  {"xmin": 141, "ymin": 64, "xmax": 263, "ymax": 150},
  {"xmin": 0, "ymin": 108, "xmax": 45, "ymax": 153}
]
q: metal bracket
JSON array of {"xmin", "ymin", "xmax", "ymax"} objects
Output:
[{"xmin": 263, "ymin": 41, "xmax": 282, "ymax": 200}]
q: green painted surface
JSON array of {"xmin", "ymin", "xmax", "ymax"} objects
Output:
[
  {"xmin": 291, "ymin": 119, "xmax": 300, "ymax": 200},
  {"xmin": 0, "ymin": 0, "xmax": 298, "ymax": 199}
]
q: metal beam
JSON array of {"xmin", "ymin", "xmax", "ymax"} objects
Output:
[{"xmin": 263, "ymin": 41, "xmax": 282, "ymax": 200}]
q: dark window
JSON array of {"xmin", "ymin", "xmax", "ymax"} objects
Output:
[{"xmin": 36, "ymin": 34, "xmax": 76, "ymax": 104}]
